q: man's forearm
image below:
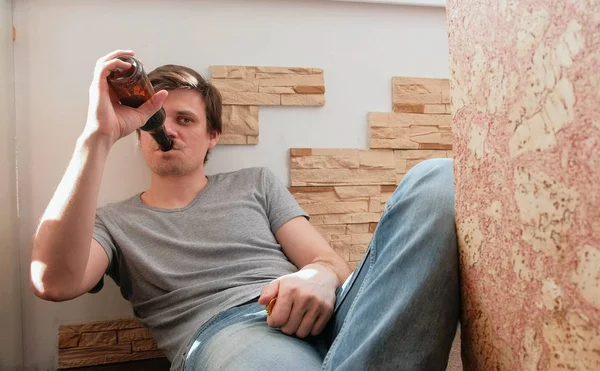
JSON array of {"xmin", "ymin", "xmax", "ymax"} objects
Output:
[{"xmin": 31, "ymin": 132, "xmax": 111, "ymax": 297}]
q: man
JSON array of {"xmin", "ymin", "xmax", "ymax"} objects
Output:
[{"xmin": 31, "ymin": 50, "xmax": 459, "ymax": 371}]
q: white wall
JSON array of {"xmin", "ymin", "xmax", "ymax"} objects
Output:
[
  {"xmin": 13, "ymin": 0, "xmax": 449, "ymax": 368},
  {"xmin": 0, "ymin": 0, "xmax": 23, "ymax": 370}
]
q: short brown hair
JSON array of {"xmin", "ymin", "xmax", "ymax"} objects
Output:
[{"xmin": 149, "ymin": 64, "xmax": 222, "ymax": 136}]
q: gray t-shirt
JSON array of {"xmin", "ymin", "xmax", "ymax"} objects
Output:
[{"xmin": 92, "ymin": 167, "xmax": 308, "ymax": 370}]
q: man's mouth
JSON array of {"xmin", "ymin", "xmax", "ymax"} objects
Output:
[
  {"xmin": 157, "ymin": 147, "xmax": 177, "ymax": 153},
  {"xmin": 156, "ymin": 144, "xmax": 178, "ymax": 152}
]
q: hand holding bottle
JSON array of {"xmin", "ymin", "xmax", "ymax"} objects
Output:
[{"xmin": 83, "ymin": 50, "xmax": 168, "ymax": 147}]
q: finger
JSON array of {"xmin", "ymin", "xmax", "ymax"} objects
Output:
[
  {"xmin": 267, "ymin": 291, "xmax": 293, "ymax": 328},
  {"xmin": 258, "ymin": 280, "xmax": 280, "ymax": 305},
  {"xmin": 136, "ymin": 90, "xmax": 168, "ymax": 119},
  {"xmin": 108, "ymin": 87, "xmax": 121, "ymax": 106},
  {"xmin": 98, "ymin": 49, "xmax": 134, "ymax": 63},
  {"xmin": 98, "ymin": 58, "xmax": 132, "ymax": 81},
  {"xmin": 311, "ymin": 305, "xmax": 333, "ymax": 336},
  {"xmin": 280, "ymin": 300, "xmax": 308, "ymax": 336},
  {"xmin": 91, "ymin": 60, "xmax": 132, "ymax": 97},
  {"xmin": 295, "ymin": 307, "xmax": 320, "ymax": 338}
]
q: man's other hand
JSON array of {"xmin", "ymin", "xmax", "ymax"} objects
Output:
[{"xmin": 258, "ymin": 264, "xmax": 337, "ymax": 338}]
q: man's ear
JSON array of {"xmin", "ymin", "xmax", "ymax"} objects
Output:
[{"xmin": 208, "ymin": 131, "xmax": 220, "ymax": 149}]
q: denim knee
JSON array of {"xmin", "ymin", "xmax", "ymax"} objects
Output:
[{"xmin": 386, "ymin": 158, "xmax": 455, "ymax": 221}]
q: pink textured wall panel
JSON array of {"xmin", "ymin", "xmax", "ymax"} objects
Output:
[{"xmin": 447, "ymin": 0, "xmax": 600, "ymax": 369}]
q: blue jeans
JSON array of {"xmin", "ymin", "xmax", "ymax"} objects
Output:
[{"xmin": 183, "ymin": 159, "xmax": 460, "ymax": 371}]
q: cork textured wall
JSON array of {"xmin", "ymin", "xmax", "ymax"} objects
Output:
[{"xmin": 448, "ymin": 0, "xmax": 600, "ymax": 369}]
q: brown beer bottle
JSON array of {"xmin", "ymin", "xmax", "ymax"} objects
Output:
[{"xmin": 107, "ymin": 56, "xmax": 173, "ymax": 151}]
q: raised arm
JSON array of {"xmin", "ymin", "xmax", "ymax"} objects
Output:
[{"xmin": 30, "ymin": 50, "xmax": 167, "ymax": 301}]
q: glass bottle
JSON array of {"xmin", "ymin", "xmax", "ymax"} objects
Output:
[{"xmin": 107, "ymin": 56, "xmax": 173, "ymax": 151}]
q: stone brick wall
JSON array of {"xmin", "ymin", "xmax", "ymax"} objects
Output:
[
  {"xmin": 289, "ymin": 149, "xmax": 452, "ymax": 269},
  {"xmin": 211, "ymin": 65, "xmax": 325, "ymax": 144},
  {"xmin": 58, "ymin": 319, "xmax": 164, "ymax": 368},
  {"xmin": 57, "ymin": 73, "xmax": 454, "ymax": 367},
  {"xmin": 290, "ymin": 76, "xmax": 453, "ymax": 269}
]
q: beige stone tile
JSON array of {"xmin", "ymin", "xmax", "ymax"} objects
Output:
[
  {"xmin": 221, "ymin": 91, "xmax": 280, "ymax": 105},
  {"xmin": 281, "ymin": 94, "xmax": 325, "ymax": 106},
  {"xmin": 393, "ymin": 77, "xmax": 445, "ymax": 105},
  {"xmin": 291, "ymin": 169, "xmax": 396, "ymax": 186}
]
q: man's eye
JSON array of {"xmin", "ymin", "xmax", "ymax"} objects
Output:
[{"xmin": 178, "ymin": 117, "xmax": 192, "ymax": 125}]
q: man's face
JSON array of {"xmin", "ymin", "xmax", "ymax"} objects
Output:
[{"xmin": 139, "ymin": 89, "xmax": 219, "ymax": 177}]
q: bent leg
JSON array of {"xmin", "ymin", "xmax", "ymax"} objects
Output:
[{"xmin": 324, "ymin": 158, "xmax": 460, "ymax": 371}]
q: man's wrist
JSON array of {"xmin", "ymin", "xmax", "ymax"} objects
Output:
[
  {"xmin": 77, "ymin": 129, "xmax": 114, "ymax": 154},
  {"xmin": 302, "ymin": 261, "xmax": 344, "ymax": 287}
]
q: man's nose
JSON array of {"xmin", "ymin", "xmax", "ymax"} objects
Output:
[{"xmin": 163, "ymin": 118, "xmax": 177, "ymax": 138}]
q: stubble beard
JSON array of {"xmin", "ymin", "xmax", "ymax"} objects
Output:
[{"xmin": 151, "ymin": 160, "xmax": 190, "ymax": 177}]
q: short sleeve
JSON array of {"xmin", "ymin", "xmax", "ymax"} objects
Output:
[
  {"xmin": 89, "ymin": 210, "xmax": 119, "ymax": 293},
  {"xmin": 261, "ymin": 167, "xmax": 309, "ymax": 233}
]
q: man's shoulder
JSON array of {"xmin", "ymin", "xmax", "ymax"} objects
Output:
[
  {"xmin": 96, "ymin": 194, "xmax": 141, "ymax": 215},
  {"xmin": 211, "ymin": 166, "xmax": 270, "ymax": 184}
]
